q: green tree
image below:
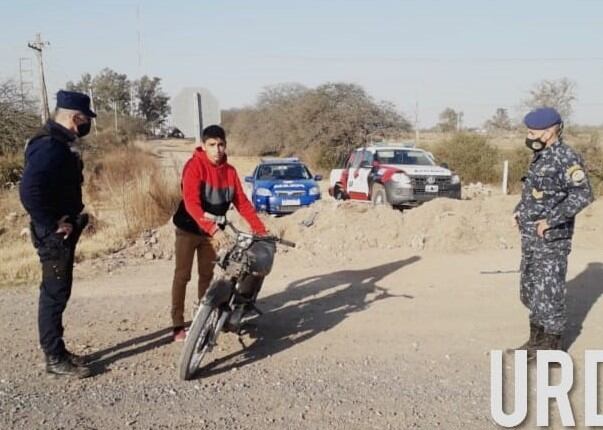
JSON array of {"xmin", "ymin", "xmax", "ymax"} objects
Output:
[
  {"xmin": 134, "ymin": 76, "xmax": 170, "ymax": 132},
  {"xmin": 92, "ymin": 68, "xmax": 131, "ymax": 113},
  {"xmin": 65, "ymin": 73, "xmax": 93, "ymax": 95},
  {"xmin": 67, "ymin": 69, "xmax": 131, "ymax": 113}
]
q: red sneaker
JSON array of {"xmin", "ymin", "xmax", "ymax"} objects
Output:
[{"xmin": 173, "ymin": 327, "xmax": 186, "ymax": 342}]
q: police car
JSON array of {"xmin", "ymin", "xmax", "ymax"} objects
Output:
[
  {"xmin": 245, "ymin": 158, "xmax": 322, "ymax": 214},
  {"xmin": 328, "ymin": 144, "xmax": 461, "ymax": 208}
]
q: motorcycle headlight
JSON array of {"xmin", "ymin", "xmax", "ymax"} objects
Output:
[
  {"xmin": 308, "ymin": 186, "xmax": 320, "ymax": 196},
  {"xmin": 451, "ymin": 175, "xmax": 460, "ymax": 185},
  {"xmin": 391, "ymin": 172, "xmax": 411, "ymax": 185},
  {"xmin": 256, "ymin": 188, "xmax": 272, "ymax": 197}
]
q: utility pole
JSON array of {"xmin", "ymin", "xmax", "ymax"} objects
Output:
[
  {"xmin": 27, "ymin": 33, "xmax": 50, "ymax": 124},
  {"xmin": 414, "ymin": 100, "xmax": 420, "ymax": 144}
]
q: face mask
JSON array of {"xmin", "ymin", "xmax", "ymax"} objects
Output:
[
  {"xmin": 77, "ymin": 121, "xmax": 91, "ymax": 137},
  {"xmin": 525, "ymin": 130, "xmax": 549, "ymax": 152}
]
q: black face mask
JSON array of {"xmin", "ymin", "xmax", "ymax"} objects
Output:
[
  {"xmin": 525, "ymin": 137, "xmax": 546, "ymax": 152},
  {"xmin": 77, "ymin": 121, "xmax": 91, "ymax": 137}
]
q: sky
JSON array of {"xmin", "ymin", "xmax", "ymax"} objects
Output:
[{"xmin": 1, "ymin": 0, "xmax": 602, "ymax": 128}]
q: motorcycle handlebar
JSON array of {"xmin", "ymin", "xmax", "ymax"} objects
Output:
[
  {"xmin": 225, "ymin": 222, "xmax": 296, "ymax": 248},
  {"xmin": 276, "ymin": 238, "xmax": 296, "ymax": 248}
]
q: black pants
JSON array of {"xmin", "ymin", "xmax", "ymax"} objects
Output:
[{"xmin": 31, "ymin": 216, "xmax": 86, "ymax": 357}]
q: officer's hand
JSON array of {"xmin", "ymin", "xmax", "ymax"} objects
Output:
[
  {"xmin": 512, "ymin": 212, "xmax": 519, "ymax": 228},
  {"xmin": 536, "ymin": 219, "xmax": 550, "ymax": 238},
  {"xmin": 56, "ymin": 215, "xmax": 73, "ymax": 239},
  {"xmin": 210, "ymin": 230, "xmax": 232, "ymax": 250}
]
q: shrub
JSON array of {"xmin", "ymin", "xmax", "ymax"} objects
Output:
[
  {"xmin": 575, "ymin": 132, "xmax": 603, "ymax": 196},
  {"xmin": 0, "ymin": 152, "xmax": 24, "ymax": 188},
  {"xmin": 431, "ymin": 133, "xmax": 500, "ymax": 184},
  {"xmin": 499, "ymin": 147, "xmax": 532, "ymax": 193},
  {"xmin": 86, "ymin": 145, "xmax": 180, "ymax": 237}
]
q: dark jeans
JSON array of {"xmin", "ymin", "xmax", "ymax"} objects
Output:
[{"xmin": 30, "ymin": 215, "xmax": 87, "ymax": 357}]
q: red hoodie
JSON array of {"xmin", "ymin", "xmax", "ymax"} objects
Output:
[{"xmin": 173, "ymin": 148, "xmax": 266, "ymax": 236}]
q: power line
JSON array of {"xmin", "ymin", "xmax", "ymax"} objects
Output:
[{"xmin": 259, "ymin": 54, "xmax": 603, "ymax": 64}]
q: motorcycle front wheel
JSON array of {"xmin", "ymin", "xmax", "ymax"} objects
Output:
[{"xmin": 178, "ymin": 304, "xmax": 221, "ymax": 380}]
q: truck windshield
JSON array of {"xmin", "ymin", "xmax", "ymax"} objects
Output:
[
  {"xmin": 257, "ymin": 164, "xmax": 312, "ymax": 180},
  {"xmin": 375, "ymin": 150, "xmax": 435, "ymax": 166}
]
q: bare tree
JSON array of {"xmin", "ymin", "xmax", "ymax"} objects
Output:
[
  {"xmin": 0, "ymin": 79, "xmax": 39, "ymax": 155},
  {"xmin": 522, "ymin": 78, "xmax": 577, "ymax": 121},
  {"xmin": 227, "ymin": 82, "xmax": 412, "ymax": 168},
  {"xmin": 438, "ymin": 108, "xmax": 459, "ymax": 132},
  {"xmin": 485, "ymin": 108, "xmax": 513, "ymax": 132}
]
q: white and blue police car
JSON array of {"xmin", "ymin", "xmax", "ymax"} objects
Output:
[{"xmin": 245, "ymin": 158, "xmax": 322, "ymax": 215}]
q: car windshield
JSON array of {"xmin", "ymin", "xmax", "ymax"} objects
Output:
[
  {"xmin": 256, "ymin": 164, "xmax": 312, "ymax": 180},
  {"xmin": 375, "ymin": 150, "xmax": 435, "ymax": 166}
]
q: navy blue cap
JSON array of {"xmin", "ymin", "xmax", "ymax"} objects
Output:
[
  {"xmin": 523, "ymin": 107, "xmax": 562, "ymax": 130},
  {"xmin": 56, "ymin": 90, "xmax": 97, "ymax": 118}
]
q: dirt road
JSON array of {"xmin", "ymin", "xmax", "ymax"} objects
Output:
[{"xmin": 1, "ymin": 140, "xmax": 601, "ymax": 429}]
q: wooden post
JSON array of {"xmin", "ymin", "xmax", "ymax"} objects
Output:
[{"xmin": 502, "ymin": 160, "xmax": 509, "ymax": 194}]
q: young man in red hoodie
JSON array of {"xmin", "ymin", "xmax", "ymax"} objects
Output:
[{"xmin": 171, "ymin": 125, "xmax": 267, "ymax": 341}]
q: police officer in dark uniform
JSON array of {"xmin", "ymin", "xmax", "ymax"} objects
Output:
[
  {"xmin": 510, "ymin": 107, "xmax": 594, "ymax": 360},
  {"xmin": 19, "ymin": 90, "xmax": 96, "ymax": 378}
]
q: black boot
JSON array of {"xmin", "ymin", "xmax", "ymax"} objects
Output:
[
  {"xmin": 539, "ymin": 333, "xmax": 563, "ymax": 351},
  {"xmin": 507, "ymin": 322, "xmax": 543, "ymax": 354},
  {"xmin": 46, "ymin": 354, "xmax": 92, "ymax": 378},
  {"xmin": 65, "ymin": 350, "xmax": 87, "ymax": 367},
  {"xmin": 527, "ymin": 332, "xmax": 563, "ymax": 363}
]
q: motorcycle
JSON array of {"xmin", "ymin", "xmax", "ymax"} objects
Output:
[{"xmin": 179, "ymin": 221, "xmax": 295, "ymax": 380}]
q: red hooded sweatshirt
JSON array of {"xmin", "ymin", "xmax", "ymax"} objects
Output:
[{"xmin": 173, "ymin": 148, "xmax": 266, "ymax": 236}]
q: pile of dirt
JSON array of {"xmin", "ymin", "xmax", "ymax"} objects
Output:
[
  {"xmin": 462, "ymin": 182, "xmax": 494, "ymax": 200},
  {"xmin": 261, "ymin": 198, "xmax": 519, "ymax": 255},
  {"xmin": 263, "ymin": 196, "xmax": 603, "ymax": 257},
  {"xmin": 140, "ymin": 196, "xmax": 603, "ymax": 264}
]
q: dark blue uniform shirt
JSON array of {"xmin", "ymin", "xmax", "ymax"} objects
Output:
[{"xmin": 19, "ymin": 121, "xmax": 84, "ymax": 233}]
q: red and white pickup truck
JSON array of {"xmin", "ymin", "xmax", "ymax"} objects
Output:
[{"xmin": 328, "ymin": 145, "xmax": 461, "ymax": 208}]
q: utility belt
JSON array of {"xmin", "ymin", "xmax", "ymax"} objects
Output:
[
  {"xmin": 30, "ymin": 213, "xmax": 88, "ymax": 255},
  {"xmin": 520, "ymin": 220, "xmax": 573, "ymax": 242}
]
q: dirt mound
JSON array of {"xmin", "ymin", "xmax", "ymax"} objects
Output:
[
  {"xmin": 145, "ymin": 196, "xmax": 602, "ymax": 263},
  {"xmin": 262, "ymin": 196, "xmax": 603, "ymax": 257},
  {"xmin": 259, "ymin": 197, "xmax": 518, "ymax": 255}
]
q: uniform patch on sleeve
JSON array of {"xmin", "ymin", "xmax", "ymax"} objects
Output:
[
  {"xmin": 567, "ymin": 164, "xmax": 586, "ymax": 185},
  {"xmin": 531, "ymin": 188, "xmax": 544, "ymax": 199}
]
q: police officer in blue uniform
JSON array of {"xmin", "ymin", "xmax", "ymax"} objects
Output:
[
  {"xmin": 20, "ymin": 90, "xmax": 96, "ymax": 378},
  {"xmin": 511, "ymin": 107, "xmax": 594, "ymax": 359}
]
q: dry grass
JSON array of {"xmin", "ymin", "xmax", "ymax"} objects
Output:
[
  {"xmin": 86, "ymin": 145, "xmax": 181, "ymax": 237},
  {"xmin": 0, "ymin": 144, "xmax": 181, "ymax": 287},
  {"xmin": 0, "ymin": 188, "xmax": 38, "ymax": 285}
]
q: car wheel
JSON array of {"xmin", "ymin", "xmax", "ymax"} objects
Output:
[
  {"xmin": 371, "ymin": 183, "xmax": 389, "ymax": 206},
  {"xmin": 333, "ymin": 185, "xmax": 345, "ymax": 200}
]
